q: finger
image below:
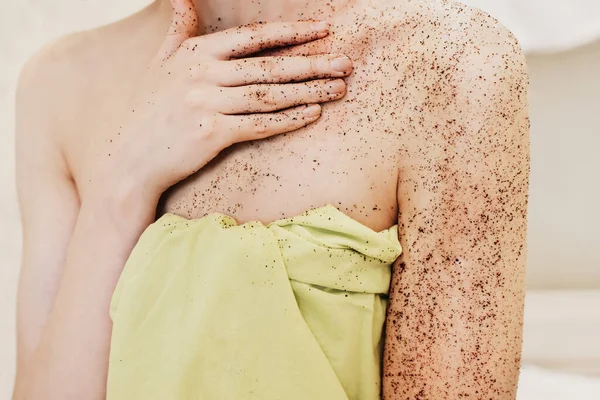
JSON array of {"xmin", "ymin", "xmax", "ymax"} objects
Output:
[
  {"xmin": 216, "ymin": 79, "xmax": 347, "ymax": 114},
  {"xmin": 203, "ymin": 21, "xmax": 330, "ymax": 60},
  {"xmin": 219, "ymin": 104, "xmax": 322, "ymax": 145},
  {"xmin": 214, "ymin": 55, "xmax": 353, "ymax": 86},
  {"xmin": 153, "ymin": 0, "xmax": 199, "ymax": 62}
]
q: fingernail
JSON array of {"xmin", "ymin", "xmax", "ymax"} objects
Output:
[
  {"xmin": 311, "ymin": 21, "xmax": 330, "ymax": 32},
  {"xmin": 328, "ymin": 79, "xmax": 346, "ymax": 93},
  {"xmin": 303, "ymin": 104, "xmax": 322, "ymax": 117},
  {"xmin": 331, "ymin": 56, "xmax": 352, "ymax": 72}
]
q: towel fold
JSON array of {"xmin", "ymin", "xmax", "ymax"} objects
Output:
[{"xmin": 107, "ymin": 205, "xmax": 402, "ymax": 400}]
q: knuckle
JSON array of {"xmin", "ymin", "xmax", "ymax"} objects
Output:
[
  {"xmin": 183, "ymin": 90, "xmax": 198, "ymax": 108},
  {"xmin": 252, "ymin": 25, "xmax": 268, "ymax": 41},
  {"xmin": 309, "ymin": 57, "xmax": 319, "ymax": 75},
  {"xmin": 188, "ymin": 65, "xmax": 204, "ymax": 81},
  {"xmin": 316, "ymin": 80, "xmax": 330, "ymax": 96},
  {"xmin": 295, "ymin": 82, "xmax": 311, "ymax": 99},
  {"xmin": 198, "ymin": 115, "xmax": 218, "ymax": 140},
  {"xmin": 281, "ymin": 24, "xmax": 295, "ymax": 37},
  {"xmin": 254, "ymin": 87, "xmax": 275, "ymax": 105},
  {"xmin": 195, "ymin": 62, "xmax": 214, "ymax": 82},
  {"xmin": 271, "ymin": 66, "xmax": 287, "ymax": 82},
  {"xmin": 186, "ymin": 87, "xmax": 211, "ymax": 108},
  {"xmin": 182, "ymin": 37, "xmax": 202, "ymax": 51},
  {"xmin": 179, "ymin": 39, "xmax": 193, "ymax": 53},
  {"xmin": 261, "ymin": 58, "xmax": 279, "ymax": 78},
  {"xmin": 253, "ymin": 118, "xmax": 269, "ymax": 135},
  {"xmin": 241, "ymin": 24, "xmax": 265, "ymax": 45}
]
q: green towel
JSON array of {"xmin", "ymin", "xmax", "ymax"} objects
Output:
[{"xmin": 107, "ymin": 205, "xmax": 402, "ymax": 400}]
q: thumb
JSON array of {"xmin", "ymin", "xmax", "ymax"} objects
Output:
[{"xmin": 154, "ymin": 0, "xmax": 200, "ymax": 61}]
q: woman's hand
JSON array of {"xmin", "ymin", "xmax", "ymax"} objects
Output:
[{"xmin": 93, "ymin": 1, "xmax": 353, "ymax": 216}]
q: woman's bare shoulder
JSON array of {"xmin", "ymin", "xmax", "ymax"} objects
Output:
[
  {"xmin": 16, "ymin": 30, "xmax": 100, "ymax": 153},
  {"xmin": 18, "ymin": 24, "xmax": 123, "ymax": 129},
  {"xmin": 17, "ymin": 7, "xmax": 156, "ymax": 150},
  {"xmin": 374, "ymin": 0, "xmax": 525, "ymax": 63},
  {"xmin": 366, "ymin": 0, "xmax": 529, "ymax": 165},
  {"xmin": 21, "ymin": 8, "xmax": 153, "ymax": 101}
]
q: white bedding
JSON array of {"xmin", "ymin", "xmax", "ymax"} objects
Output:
[
  {"xmin": 522, "ymin": 291, "xmax": 600, "ymax": 377},
  {"xmin": 517, "ymin": 290, "xmax": 600, "ymax": 398},
  {"xmin": 518, "ymin": 365, "xmax": 600, "ymax": 399}
]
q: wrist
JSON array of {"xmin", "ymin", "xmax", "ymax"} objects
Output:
[{"xmin": 80, "ymin": 177, "xmax": 159, "ymax": 239}]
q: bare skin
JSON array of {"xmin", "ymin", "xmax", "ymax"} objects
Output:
[{"xmin": 14, "ymin": 0, "xmax": 529, "ymax": 398}]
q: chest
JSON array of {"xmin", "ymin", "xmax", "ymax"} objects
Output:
[{"xmin": 66, "ymin": 26, "xmax": 407, "ymax": 229}]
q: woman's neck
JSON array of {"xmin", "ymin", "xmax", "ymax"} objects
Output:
[{"xmin": 159, "ymin": 0, "xmax": 359, "ymax": 32}]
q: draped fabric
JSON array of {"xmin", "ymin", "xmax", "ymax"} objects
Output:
[{"xmin": 107, "ymin": 205, "xmax": 402, "ymax": 400}]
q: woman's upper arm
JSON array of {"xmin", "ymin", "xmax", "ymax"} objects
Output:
[
  {"xmin": 14, "ymin": 49, "xmax": 80, "ymax": 373},
  {"xmin": 383, "ymin": 9, "xmax": 530, "ymax": 399}
]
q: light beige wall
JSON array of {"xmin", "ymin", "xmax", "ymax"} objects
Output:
[
  {"xmin": 0, "ymin": 1, "xmax": 152, "ymax": 396},
  {"xmin": 526, "ymin": 41, "xmax": 600, "ymax": 289},
  {"xmin": 0, "ymin": 1, "xmax": 599, "ymax": 397}
]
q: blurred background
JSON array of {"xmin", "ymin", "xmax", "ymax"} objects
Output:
[{"xmin": 0, "ymin": 0, "xmax": 599, "ymax": 398}]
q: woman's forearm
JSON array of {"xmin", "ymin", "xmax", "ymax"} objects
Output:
[{"xmin": 14, "ymin": 190, "xmax": 155, "ymax": 400}]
